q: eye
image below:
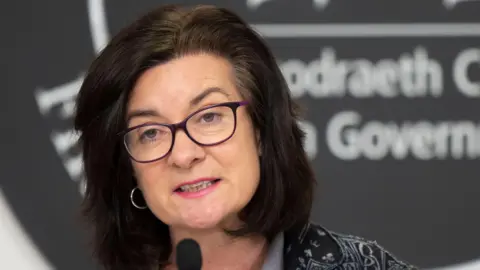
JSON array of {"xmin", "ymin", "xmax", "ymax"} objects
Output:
[
  {"xmin": 200, "ymin": 112, "xmax": 221, "ymax": 123},
  {"xmin": 142, "ymin": 129, "xmax": 158, "ymax": 139},
  {"xmin": 138, "ymin": 127, "xmax": 168, "ymax": 143}
]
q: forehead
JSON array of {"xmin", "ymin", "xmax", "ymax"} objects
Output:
[{"xmin": 128, "ymin": 53, "xmax": 240, "ymax": 109}]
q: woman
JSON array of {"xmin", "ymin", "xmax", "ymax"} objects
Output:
[{"xmin": 74, "ymin": 4, "xmax": 417, "ymax": 270}]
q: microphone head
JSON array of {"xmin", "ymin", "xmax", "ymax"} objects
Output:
[{"xmin": 176, "ymin": 238, "xmax": 202, "ymax": 270}]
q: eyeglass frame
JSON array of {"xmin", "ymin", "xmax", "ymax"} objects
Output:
[{"xmin": 119, "ymin": 101, "xmax": 249, "ymax": 163}]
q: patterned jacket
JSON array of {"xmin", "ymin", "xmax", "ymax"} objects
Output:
[{"xmin": 283, "ymin": 222, "xmax": 418, "ymax": 270}]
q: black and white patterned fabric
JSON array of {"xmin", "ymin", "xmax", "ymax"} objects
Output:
[{"xmin": 283, "ymin": 222, "xmax": 418, "ymax": 270}]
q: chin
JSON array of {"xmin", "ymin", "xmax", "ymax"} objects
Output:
[
  {"xmin": 179, "ymin": 210, "xmax": 241, "ymax": 231},
  {"xmin": 176, "ymin": 216, "xmax": 225, "ymax": 231}
]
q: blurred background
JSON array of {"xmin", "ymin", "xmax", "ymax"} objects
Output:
[{"xmin": 2, "ymin": 0, "xmax": 480, "ymax": 269}]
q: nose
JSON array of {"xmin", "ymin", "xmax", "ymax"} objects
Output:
[{"xmin": 166, "ymin": 129, "xmax": 205, "ymax": 169}]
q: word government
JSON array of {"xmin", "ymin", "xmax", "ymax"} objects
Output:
[
  {"xmin": 281, "ymin": 47, "xmax": 480, "ymax": 98},
  {"xmin": 326, "ymin": 111, "xmax": 480, "ymax": 160}
]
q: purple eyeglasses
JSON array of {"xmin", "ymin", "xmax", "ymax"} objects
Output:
[{"xmin": 122, "ymin": 101, "xmax": 248, "ymax": 163}]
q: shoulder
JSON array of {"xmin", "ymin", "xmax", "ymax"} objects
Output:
[{"xmin": 284, "ymin": 222, "xmax": 418, "ymax": 269}]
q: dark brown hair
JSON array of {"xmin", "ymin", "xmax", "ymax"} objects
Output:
[{"xmin": 74, "ymin": 4, "xmax": 316, "ymax": 270}]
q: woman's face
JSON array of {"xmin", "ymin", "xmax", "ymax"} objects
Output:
[{"xmin": 126, "ymin": 53, "xmax": 261, "ymax": 230}]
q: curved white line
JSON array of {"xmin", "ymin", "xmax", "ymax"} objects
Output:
[
  {"xmin": 87, "ymin": 0, "xmax": 109, "ymax": 54},
  {"xmin": 246, "ymin": 0, "xmax": 273, "ymax": 9},
  {"xmin": 0, "ymin": 188, "xmax": 54, "ymax": 270},
  {"xmin": 444, "ymin": 0, "xmax": 480, "ymax": 9},
  {"xmin": 432, "ymin": 260, "xmax": 480, "ymax": 270}
]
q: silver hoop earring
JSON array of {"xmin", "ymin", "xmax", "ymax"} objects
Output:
[{"xmin": 130, "ymin": 187, "xmax": 147, "ymax": 209}]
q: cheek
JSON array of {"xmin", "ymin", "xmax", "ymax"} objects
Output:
[
  {"xmin": 132, "ymin": 163, "xmax": 170, "ymax": 197},
  {"xmin": 132, "ymin": 163, "xmax": 175, "ymax": 219},
  {"xmin": 216, "ymin": 127, "xmax": 261, "ymax": 190},
  {"xmin": 239, "ymin": 154, "xmax": 261, "ymax": 192},
  {"xmin": 231, "ymin": 151, "xmax": 261, "ymax": 208},
  {"xmin": 132, "ymin": 163, "xmax": 153, "ymax": 186}
]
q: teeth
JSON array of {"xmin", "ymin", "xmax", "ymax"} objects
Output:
[{"xmin": 179, "ymin": 181, "xmax": 214, "ymax": 192}]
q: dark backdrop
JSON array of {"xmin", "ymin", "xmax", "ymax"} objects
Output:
[{"xmin": 3, "ymin": 0, "xmax": 480, "ymax": 269}]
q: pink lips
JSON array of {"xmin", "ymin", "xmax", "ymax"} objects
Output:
[{"xmin": 173, "ymin": 177, "xmax": 221, "ymax": 199}]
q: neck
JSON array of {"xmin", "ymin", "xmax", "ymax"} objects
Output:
[{"xmin": 169, "ymin": 226, "xmax": 268, "ymax": 270}]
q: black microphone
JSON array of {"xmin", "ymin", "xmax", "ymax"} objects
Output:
[{"xmin": 176, "ymin": 238, "xmax": 202, "ymax": 270}]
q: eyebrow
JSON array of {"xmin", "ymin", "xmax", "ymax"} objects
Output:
[{"xmin": 126, "ymin": 87, "xmax": 230, "ymax": 124}]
